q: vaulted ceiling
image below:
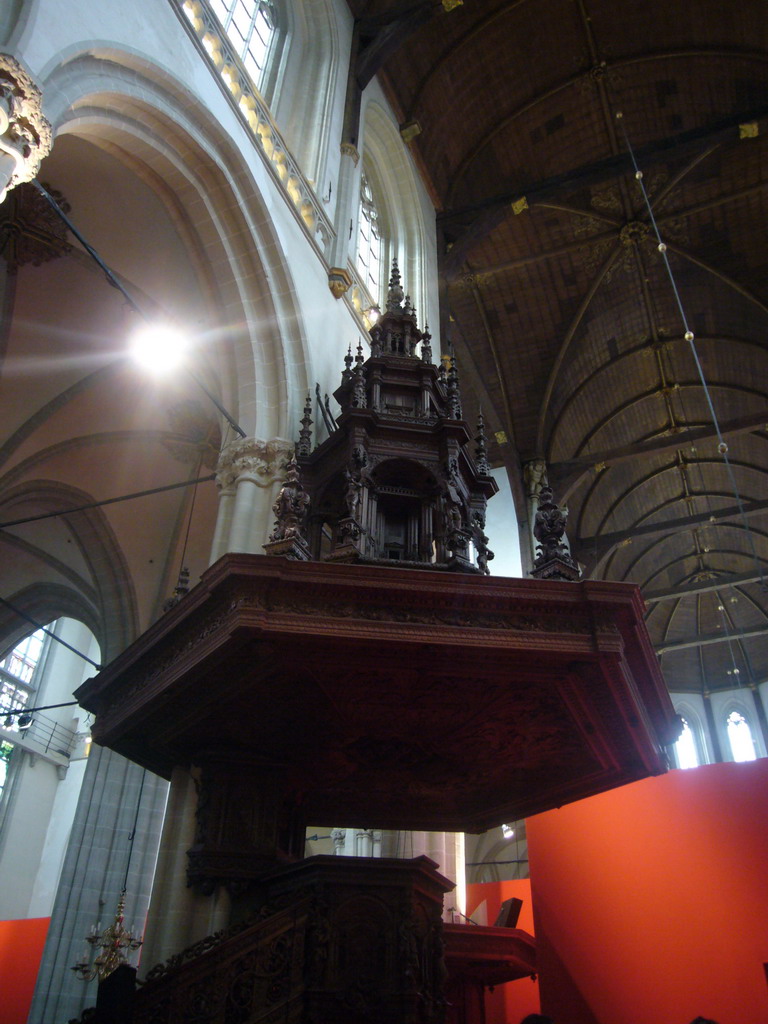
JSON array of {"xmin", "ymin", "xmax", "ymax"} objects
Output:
[{"xmin": 350, "ymin": 0, "xmax": 768, "ymax": 696}]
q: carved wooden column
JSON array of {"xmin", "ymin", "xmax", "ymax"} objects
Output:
[{"xmin": 0, "ymin": 54, "xmax": 51, "ymax": 204}]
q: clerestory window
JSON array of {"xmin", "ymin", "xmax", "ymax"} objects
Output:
[
  {"xmin": 208, "ymin": 0, "xmax": 277, "ymax": 88},
  {"xmin": 726, "ymin": 710, "xmax": 757, "ymax": 762},
  {"xmin": 672, "ymin": 716, "xmax": 700, "ymax": 769},
  {"xmin": 0, "ymin": 628, "xmax": 48, "ymax": 803},
  {"xmin": 357, "ymin": 171, "xmax": 383, "ymax": 303}
]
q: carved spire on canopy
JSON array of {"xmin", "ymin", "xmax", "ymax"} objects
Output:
[
  {"xmin": 530, "ymin": 485, "xmax": 580, "ymax": 581},
  {"xmin": 297, "ymin": 393, "xmax": 313, "ymax": 457},
  {"xmin": 475, "ymin": 412, "xmax": 490, "ymax": 476},
  {"xmin": 446, "ymin": 353, "xmax": 462, "ymax": 419},
  {"xmin": 386, "ymin": 258, "xmax": 404, "ymax": 312},
  {"xmin": 351, "ymin": 362, "xmax": 367, "ymax": 408},
  {"xmin": 421, "ymin": 324, "xmax": 433, "ymax": 364},
  {"xmin": 342, "ymin": 345, "xmax": 354, "ymax": 385},
  {"xmin": 263, "ymin": 455, "xmax": 311, "ymax": 560}
]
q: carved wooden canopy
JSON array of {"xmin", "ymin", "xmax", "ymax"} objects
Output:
[{"xmin": 77, "ymin": 553, "xmax": 677, "ymax": 834}]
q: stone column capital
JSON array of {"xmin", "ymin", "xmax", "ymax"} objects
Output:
[
  {"xmin": 0, "ymin": 54, "xmax": 52, "ymax": 203},
  {"xmin": 215, "ymin": 437, "xmax": 295, "ymax": 490}
]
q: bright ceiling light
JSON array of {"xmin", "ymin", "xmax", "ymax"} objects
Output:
[{"xmin": 129, "ymin": 323, "xmax": 188, "ymax": 374}]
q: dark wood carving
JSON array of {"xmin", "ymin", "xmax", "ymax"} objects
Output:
[
  {"xmin": 77, "ymin": 554, "xmax": 678, "ymax": 874},
  {"xmin": 293, "ymin": 262, "xmax": 498, "ymax": 573},
  {"xmin": 531, "ymin": 485, "xmax": 581, "ymax": 582},
  {"xmin": 134, "ymin": 856, "xmax": 453, "ymax": 1024}
]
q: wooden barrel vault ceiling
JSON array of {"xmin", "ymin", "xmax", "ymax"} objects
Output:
[{"xmin": 348, "ymin": 0, "xmax": 768, "ymax": 698}]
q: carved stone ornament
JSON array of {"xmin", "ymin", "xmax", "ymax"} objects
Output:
[
  {"xmin": 339, "ymin": 141, "xmax": 360, "ymax": 166},
  {"xmin": 161, "ymin": 399, "xmax": 221, "ymax": 469},
  {"xmin": 328, "ymin": 265, "xmax": 352, "ymax": 298},
  {"xmin": 0, "ymin": 54, "xmax": 52, "ymax": 204},
  {"xmin": 0, "ymin": 180, "xmax": 71, "ymax": 273},
  {"xmin": 215, "ymin": 437, "xmax": 294, "ymax": 491}
]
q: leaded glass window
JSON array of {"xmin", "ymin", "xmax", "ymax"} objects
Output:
[
  {"xmin": 357, "ymin": 172, "xmax": 382, "ymax": 301},
  {"xmin": 673, "ymin": 717, "xmax": 700, "ymax": 769},
  {"xmin": 726, "ymin": 710, "xmax": 757, "ymax": 762},
  {"xmin": 0, "ymin": 628, "xmax": 48, "ymax": 804},
  {"xmin": 209, "ymin": 0, "xmax": 276, "ymax": 87}
]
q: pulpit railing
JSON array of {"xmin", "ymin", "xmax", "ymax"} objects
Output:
[{"xmin": 134, "ymin": 897, "xmax": 313, "ymax": 1024}]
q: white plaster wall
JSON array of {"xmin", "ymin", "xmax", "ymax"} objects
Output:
[
  {"xmin": 0, "ymin": 755, "xmax": 62, "ymax": 919},
  {"xmin": 0, "ymin": 620, "xmax": 99, "ymax": 921},
  {"xmin": 27, "ymin": 756, "xmax": 87, "ymax": 918}
]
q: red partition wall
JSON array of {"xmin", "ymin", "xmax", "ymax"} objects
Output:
[
  {"xmin": 466, "ymin": 878, "xmax": 541, "ymax": 1023},
  {"xmin": 527, "ymin": 759, "xmax": 768, "ymax": 1024},
  {"xmin": 0, "ymin": 917, "xmax": 50, "ymax": 1024}
]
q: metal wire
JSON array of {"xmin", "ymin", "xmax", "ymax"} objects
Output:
[{"xmin": 615, "ymin": 111, "xmax": 766, "ymax": 589}]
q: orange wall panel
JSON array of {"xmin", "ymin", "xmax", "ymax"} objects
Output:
[
  {"xmin": 467, "ymin": 878, "xmax": 541, "ymax": 1023},
  {"xmin": 527, "ymin": 760, "xmax": 768, "ymax": 1024},
  {"xmin": 0, "ymin": 917, "xmax": 50, "ymax": 1024}
]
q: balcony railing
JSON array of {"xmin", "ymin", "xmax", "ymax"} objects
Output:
[{"xmin": 174, "ymin": 0, "xmax": 335, "ymax": 260}]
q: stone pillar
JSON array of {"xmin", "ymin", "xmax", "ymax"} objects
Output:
[
  {"xmin": 327, "ymin": 142, "xmax": 362, "ymax": 299},
  {"xmin": 139, "ymin": 767, "xmax": 231, "ymax": 975},
  {"xmin": 380, "ymin": 830, "xmax": 465, "ymax": 920},
  {"xmin": 0, "ymin": 54, "xmax": 52, "ymax": 204},
  {"xmin": 702, "ymin": 691, "xmax": 723, "ymax": 762},
  {"xmin": 27, "ymin": 747, "xmax": 168, "ymax": 1024},
  {"xmin": 749, "ymin": 681, "xmax": 768, "ymax": 755},
  {"xmin": 331, "ymin": 827, "xmax": 383, "ymax": 858},
  {"xmin": 210, "ymin": 437, "xmax": 295, "ymax": 557},
  {"xmin": 522, "ymin": 457, "xmax": 548, "ymax": 569}
]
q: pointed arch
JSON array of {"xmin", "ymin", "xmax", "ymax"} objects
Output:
[
  {"xmin": 39, "ymin": 48, "xmax": 312, "ymax": 440},
  {"xmin": 359, "ymin": 97, "xmax": 437, "ymax": 328}
]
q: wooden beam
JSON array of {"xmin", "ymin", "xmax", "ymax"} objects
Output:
[
  {"xmin": 656, "ymin": 624, "xmax": 768, "ymax": 654},
  {"xmin": 439, "ymin": 104, "xmax": 768, "ymax": 280},
  {"xmin": 576, "ymin": 497, "xmax": 768, "ymax": 566},
  {"xmin": 644, "ymin": 570, "xmax": 768, "ymax": 604},
  {"xmin": 549, "ymin": 411, "xmax": 768, "ymax": 499},
  {"xmin": 356, "ymin": 3, "xmax": 434, "ymax": 88}
]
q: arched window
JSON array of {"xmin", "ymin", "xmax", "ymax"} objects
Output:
[
  {"xmin": 357, "ymin": 170, "xmax": 383, "ymax": 303},
  {"xmin": 673, "ymin": 716, "xmax": 701, "ymax": 769},
  {"xmin": 0, "ymin": 628, "xmax": 48, "ymax": 804},
  {"xmin": 208, "ymin": 0, "xmax": 277, "ymax": 88},
  {"xmin": 726, "ymin": 710, "xmax": 757, "ymax": 762},
  {"xmin": 357, "ymin": 97, "xmax": 436, "ymax": 327},
  {"xmin": 208, "ymin": 0, "xmax": 278, "ymax": 86}
]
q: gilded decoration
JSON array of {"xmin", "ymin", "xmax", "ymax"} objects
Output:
[
  {"xmin": 328, "ymin": 265, "xmax": 352, "ymax": 298},
  {"xmin": 339, "ymin": 141, "xmax": 360, "ymax": 166},
  {"xmin": 0, "ymin": 54, "xmax": 52, "ymax": 203}
]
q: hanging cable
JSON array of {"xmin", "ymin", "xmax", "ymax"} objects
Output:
[
  {"xmin": 615, "ymin": 111, "xmax": 766, "ymax": 590},
  {"xmin": 31, "ymin": 180, "xmax": 247, "ymax": 440},
  {"xmin": 179, "ymin": 455, "xmax": 204, "ymax": 575},
  {"xmin": 0, "ymin": 474, "xmax": 215, "ymax": 530},
  {"xmin": 123, "ymin": 769, "xmax": 147, "ymax": 895}
]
